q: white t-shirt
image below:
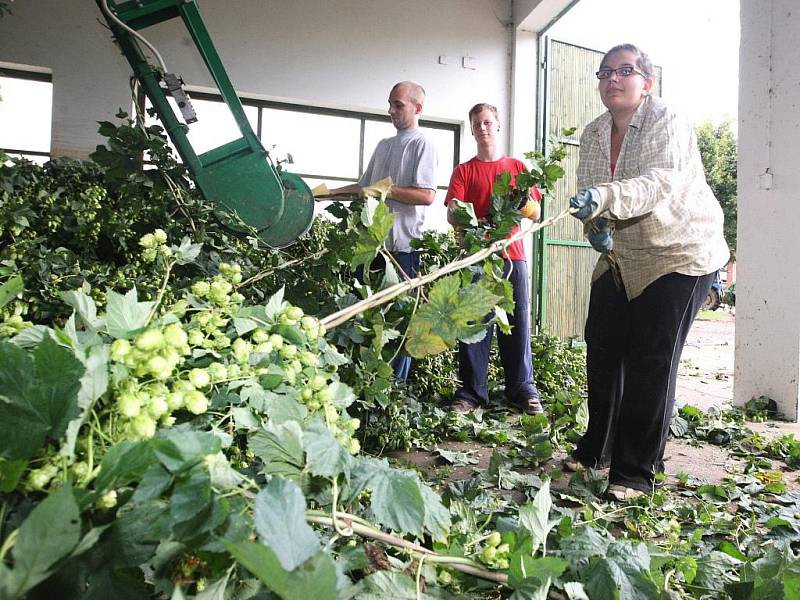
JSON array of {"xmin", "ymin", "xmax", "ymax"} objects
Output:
[{"xmin": 359, "ymin": 128, "xmax": 437, "ymax": 252}]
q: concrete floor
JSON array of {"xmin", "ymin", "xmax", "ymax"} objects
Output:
[{"xmin": 678, "ymin": 312, "xmax": 800, "ymax": 437}]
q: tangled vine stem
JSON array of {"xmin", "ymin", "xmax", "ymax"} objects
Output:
[
  {"xmin": 306, "ymin": 513, "xmax": 509, "ymax": 585},
  {"xmin": 320, "ymin": 207, "xmax": 576, "ymax": 330}
]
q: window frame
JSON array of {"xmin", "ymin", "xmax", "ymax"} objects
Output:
[
  {"xmin": 184, "ymin": 90, "xmax": 460, "ymax": 191},
  {"xmin": 0, "ymin": 66, "xmax": 53, "ymax": 161}
]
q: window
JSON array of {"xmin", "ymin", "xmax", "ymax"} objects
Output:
[
  {"xmin": 144, "ymin": 90, "xmax": 460, "ymax": 231},
  {"xmin": 0, "ymin": 67, "xmax": 53, "ymax": 164}
]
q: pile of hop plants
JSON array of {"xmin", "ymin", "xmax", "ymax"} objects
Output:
[{"xmin": 2, "ymin": 117, "xmax": 800, "ymax": 599}]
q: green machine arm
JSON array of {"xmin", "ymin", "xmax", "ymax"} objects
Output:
[{"xmin": 97, "ymin": 0, "xmax": 314, "ymax": 248}]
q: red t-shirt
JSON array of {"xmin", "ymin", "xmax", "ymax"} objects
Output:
[{"xmin": 445, "ymin": 156, "xmax": 542, "ymax": 261}]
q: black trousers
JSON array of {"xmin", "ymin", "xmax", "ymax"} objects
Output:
[{"xmin": 573, "ymin": 269, "xmax": 715, "ymax": 492}]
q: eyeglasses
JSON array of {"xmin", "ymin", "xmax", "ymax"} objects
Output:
[{"xmin": 596, "ymin": 66, "xmax": 647, "ymax": 80}]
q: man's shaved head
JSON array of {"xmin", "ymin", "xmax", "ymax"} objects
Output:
[{"xmin": 391, "ymin": 81, "xmax": 426, "ymax": 106}]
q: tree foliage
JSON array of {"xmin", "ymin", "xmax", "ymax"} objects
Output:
[{"xmin": 695, "ymin": 120, "xmax": 737, "ymax": 258}]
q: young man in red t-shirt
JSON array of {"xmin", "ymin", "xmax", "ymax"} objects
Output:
[{"xmin": 445, "ymin": 103, "xmax": 544, "ymax": 415}]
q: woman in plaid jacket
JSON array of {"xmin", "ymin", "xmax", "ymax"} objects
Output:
[{"xmin": 565, "ymin": 43, "xmax": 729, "ymax": 501}]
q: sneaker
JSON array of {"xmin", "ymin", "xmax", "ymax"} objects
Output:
[
  {"xmin": 449, "ymin": 398, "xmax": 480, "ymax": 414},
  {"xmin": 562, "ymin": 457, "xmax": 587, "ymax": 473},
  {"xmin": 606, "ymin": 484, "xmax": 645, "ymax": 501},
  {"xmin": 514, "ymin": 389, "xmax": 544, "ymax": 415}
]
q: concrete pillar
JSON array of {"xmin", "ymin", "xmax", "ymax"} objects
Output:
[{"xmin": 735, "ymin": 0, "xmax": 800, "ymax": 420}]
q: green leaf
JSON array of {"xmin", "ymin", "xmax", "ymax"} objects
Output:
[
  {"xmin": 228, "ymin": 542, "xmax": 339, "ymax": 600},
  {"xmin": 420, "ymin": 483, "xmax": 451, "ymax": 543},
  {"xmin": 70, "ymin": 524, "xmax": 112, "ymax": 560},
  {"xmin": 132, "ymin": 463, "xmax": 174, "ymax": 502},
  {"xmin": 404, "ymin": 317, "xmax": 448, "ymax": 358},
  {"xmin": 231, "ymin": 406, "xmax": 260, "ymax": 431},
  {"xmin": 355, "ymin": 571, "xmax": 417, "ymax": 599},
  {"xmin": 97, "ymin": 120, "xmax": 118, "ymax": 138},
  {"xmin": 249, "ymin": 421, "xmax": 305, "ymax": 479},
  {"xmin": 106, "ymin": 500, "xmax": 170, "ymax": 567},
  {"xmin": 0, "ymin": 458, "xmax": 27, "ymax": 493},
  {"xmin": 266, "ymin": 394, "xmax": 308, "ymax": 425},
  {"xmin": 368, "ymin": 199, "xmax": 394, "ymax": 242},
  {"xmin": 81, "ymin": 566, "xmax": 151, "ymax": 599},
  {"xmin": 509, "ymin": 555, "xmax": 568, "ymax": 590},
  {"xmin": 227, "ymin": 542, "xmax": 289, "ymax": 595},
  {"xmin": 195, "ymin": 571, "xmax": 231, "ymax": 600},
  {"xmin": 327, "ymin": 381, "xmax": 354, "ymax": 409},
  {"xmin": 205, "ymin": 452, "xmax": 245, "ymax": 490},
  {"xmin": 0, "ymin": 337, "xmax": 84, "ymax": 459},
  {"xmin": 584, "ymin": 540, "xmax": 658, "ymax": 600},
  {"xmin": 544, "ymin": 164, "xmax": 565, "ymax": 180},
  {"xmin": 105, "ymin": 287, "xmax": 155, "ymax": 339},
  {"xmin": 508, "ymin": 577, "xmax": 551, "ymax": 600},
  {"xmin": 304, "ymin": 420, "xmax": 349, "ymax": 478},
  {"xmin": 171, "ymin": 236, "xmax": 202, "ymax": 265},
  {"xmin": 0, "ymin": 274, "xmax": 23, "ymax": 310},
  {"xmin": 563, "ymin": 582, "xmax": 590, "ymax": 600},
  {"xmin": 405, "ymin": 275, "xmax": 500, "ymax": 358},
  {"xmin": 9, "ymin": 325, "xmax": 52, "ymax": 348},
  {"xmin": 557, "ymin": 525, "xmax": 612, "ymax": 567},
  {"xmin": 3, "ymin": 486, "xmax": 81, "ymax": 598},
  {"xmin": 61, "ymin": 287, "xmax": 104, "ymax": 331},
  {"xmin": 351, "ymin": 230, "xmax": 381, "ymax": 272},
  {"xmin": 694, "ymin": 551, "xmax": 741, "ymax": 593},
  {"xmin": 169, "ymin": 465, "xmax": 212, "ymax": 525},
  {"xmin": 96, "ymin": 440, "xmax": 155, "ymax": 491},
  {"xmin": 62, "ymin": 343, "xmax": 109, "ymax": 459},
  {"xmin": 518, "ymin": 480, "xmax": 557, "ymax": 554},
  {"xmin": 274, "ymin": 323, "xmax": 305, "ymax": 346},
  {"xmin": 354, "ymin": 457, "xmax": 425, "ymax": 536},
  {"xmin": 152, "ymin": 428, "xmax": 221, "ymax": 473},
  {"xmin": 351, "ymin": 199, "xmax": 394, "ymax": 271},
  {"xmin": 253, "ymin": 478, "xmax": 321, "ymax": 571},
  {"xmin": 449, "ymin": 199, "xmax": 479, "ymax": 228},
  {"xmin": 264, "ymin": 287, "xmax": 285, "ymax": 321},
  {"xmin": 360, "ymin": 197, "xmax": 379, "ymax": 227}
]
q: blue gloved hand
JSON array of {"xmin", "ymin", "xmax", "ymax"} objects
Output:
[
  {"xmin": 569, "ymin": 188, "xmax": 599, "ymax": 220},
  {"xmin": 587, "ymin": 217, "xmax": 613, "ymax": 253}
]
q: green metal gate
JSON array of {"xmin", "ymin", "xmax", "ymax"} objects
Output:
[{"xmin": 533, "ymin": 39, "xmax": 661, "ymax": 340}]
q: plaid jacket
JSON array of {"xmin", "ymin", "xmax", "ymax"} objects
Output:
[{"xmin": 577, "ymin": 95, "xmax": 729, "ymax": 300}]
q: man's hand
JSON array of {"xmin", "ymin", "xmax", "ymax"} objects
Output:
[
  {"xmin": 569, "ymin": 188, "xmax": 599, "ymax": 220},
  {"xmin": 587, "ymin": 217, "xmax": 613, "ymax": 253}
]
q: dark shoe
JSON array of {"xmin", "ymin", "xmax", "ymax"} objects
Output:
[{"xmin": 449, "ymin": 398, "xmax": 480, "ymax": 414}]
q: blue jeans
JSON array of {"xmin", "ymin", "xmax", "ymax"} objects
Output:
[
  {"xmin": 357, "ymin": 251, "xmax": 420, "ymax": 382},
  {"xmin": 453, "ymin": 259, "xmax": 536, "ymax": 406},
  {"xmin": 389, "ymin": 252, "xmax": 419, "ymax": 381}
]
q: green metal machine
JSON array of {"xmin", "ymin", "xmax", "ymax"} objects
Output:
[{"xmin": 97, "ymin": 0, "xmax": 314, "ymax": 248}]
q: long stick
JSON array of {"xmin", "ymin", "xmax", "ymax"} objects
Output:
[
  {"xmin": 320, "ymin": 208, "xmax": 575, "ymax": 330},
  {"xmin": 306, "ymin": 514, "xmax": 509, "ymax": 584}
]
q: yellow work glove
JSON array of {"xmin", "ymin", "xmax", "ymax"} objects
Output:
[
  {"xmin": 360, "ymin": 176, "xmax": 393, "ymax": 199},
  {"xmin": 519, "ymin": 198, "xmax": 541, "ymax": 220},
  {"xmin": 310, "ymin": 183, "xmax": 330, "ymax": 197}
]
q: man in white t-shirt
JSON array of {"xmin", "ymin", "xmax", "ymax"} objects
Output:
[{"xmin": 330, "ymin": 81, "xmax": 438, "ymax": 380}]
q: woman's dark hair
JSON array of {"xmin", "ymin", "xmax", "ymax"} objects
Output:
[{"xmin": 601, "ymin": 43, "xmax": 654, "ymax": 79}]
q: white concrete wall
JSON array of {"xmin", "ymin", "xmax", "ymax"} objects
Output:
[
  {"xmin": 735, "ymin": 0, "xmax": 800, "ymax": 420},
  {"xmin": 0, "ymin": 0, "xmax": 517, "ymax": 162}
]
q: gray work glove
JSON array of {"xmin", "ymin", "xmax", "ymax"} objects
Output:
[
  {"xmin": 587, "ymin": 217, "xmax": 613, "ymax": 253},
  {"xmin": 569, "ymin": 188, "xmax": 600, "ymax": 220}
]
